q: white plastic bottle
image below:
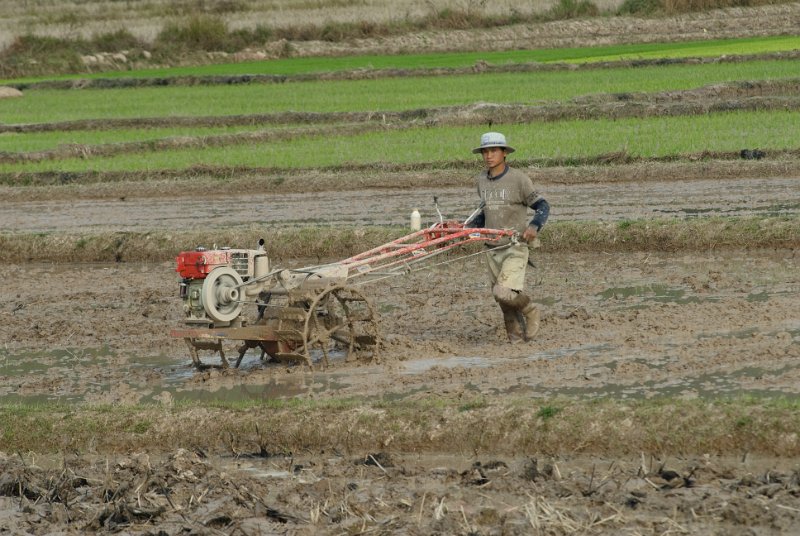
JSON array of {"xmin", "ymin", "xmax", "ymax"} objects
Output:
[{"xmin": 410, "ymin": 209, "xmax": 421, "ymax": 231}]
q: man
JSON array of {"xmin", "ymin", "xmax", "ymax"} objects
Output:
[{"xmin": 466, "ymin": 132, "xmax": 550, "ymax": 343}]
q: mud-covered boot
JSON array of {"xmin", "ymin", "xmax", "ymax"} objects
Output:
[
  {"xmin": 506, "ymin": 291, "xmax": 540, "ymax": 341},
  {"xmin": 520, "ymin": 303, "xmax": 540, "ymax": 341},
  {"xmin": 499, "ymin": 304, "xmax": 523, "ymax": 344}
]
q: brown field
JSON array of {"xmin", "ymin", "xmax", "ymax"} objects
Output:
[
  {"xmin": 2, "ymin": 240, "xmax": 800, "ymax": 533},
  {"xmin": 2, "ymin": 3, "xmax": 800, "ymax": 535}
]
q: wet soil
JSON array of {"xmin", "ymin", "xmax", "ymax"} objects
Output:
[
  {"xmin": 4, "ymin": 177, "xmax": 800, "ymax": 234},
  {"xmin": 3, "ymin": 449, "xmax": 800, "ymax": 535},
  {"xmin": 1, "ymin": 247, "xmax": 798, "ymax": 406},
  {"xmin": 2, "ymin": 166, "xmax": 800, "ymax": 535}
]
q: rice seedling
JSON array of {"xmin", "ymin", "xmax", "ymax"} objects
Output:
[
  {"xmin": 1, "ymin": 110, "xmax": 796, "ymax": 173},
  {"xmin": 2, "ymin": 60, "xmax": 797, "ymax": 123}
]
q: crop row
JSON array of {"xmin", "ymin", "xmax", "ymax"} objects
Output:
[
  {"xmin": 3, "ymin": 59, "xmax": 799, "ymax": 125},
  {"xmin": 1, "ymin": 109, "xmax": 797, "ymax": 174}
]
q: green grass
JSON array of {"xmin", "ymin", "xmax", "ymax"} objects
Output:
[
  {"xmin": 3, "ymin": 35, "xmax": 799, "ymax": 84},
  {"xmin": 1, "ymin": 60, "xmax": 796, "ymax": 124},
  {"xmin": 1, "ymin": 110, "xmax": 796, "ymax": 173},
  {"xmin": 0, "ymin": 124, "xmax": 289, "ymax": 153},
  {"xmin": 570, "ymin": 34, "xmax": 800, "ymax": 64}
]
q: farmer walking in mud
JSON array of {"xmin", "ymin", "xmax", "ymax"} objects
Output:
[{"xmin": 466, "ymin": 132, "xmax": 550, "ymax": 343}]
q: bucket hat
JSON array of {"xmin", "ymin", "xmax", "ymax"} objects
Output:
[{"xmin": 472, "ymin": 132, "xmax": 515, "ymax": 154}]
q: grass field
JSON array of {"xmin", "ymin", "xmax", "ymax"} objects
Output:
[
  {"xmin": 0, "ymin": 124, "xmax": 278, "ymax": 153},
  {"xmin": 3, "ymin": 59, "xmax": 798, "ymax": 124},
  {"xmin": 4, "ymin": 34, "xmax": 798, "ymax": 84},
  {"xmin": 4, "ymin": 45, "xmax": 798, "ymax": 179},
  {"xmin": 2, "ymin": 110, "xmax": 798, "ymax": 173}
]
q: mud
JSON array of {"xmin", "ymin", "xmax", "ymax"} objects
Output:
[
  {"xmin": 4, "ymin": 178, "xmax": 800, "ymax": 235},
  {"xmin": 3, "ymin": 449, "xmax": 800, "ymax": 535},
  {"xmin": 1, "ymin": 247, "xmax": 798, "ymax": 404},
  {"xmin": 3, "ymin": 244, "xmax": 799, "ymax": 533},
  {"xmin": 4, "ymin": 175, "xmax": 800, "ymax": 532}
]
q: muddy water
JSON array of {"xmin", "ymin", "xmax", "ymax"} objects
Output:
[{"xmin": 4, "ymin": 177, "xmax": 800, "ymax": 233}]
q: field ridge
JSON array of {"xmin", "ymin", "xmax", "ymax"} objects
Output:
[
  {"xmin": 3, "ymin": 147, "xmax": 799, "ymax": 190},
  {"xmin": 2, "ymin": 216, "xmax": 798, "ymax": 263}
]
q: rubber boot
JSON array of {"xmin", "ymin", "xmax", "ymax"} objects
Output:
[
  {"xmin": 499, "ymin": 303, "xmax": 523, "ymax": 344},
  {"xmin": 520, "ymin": 303, "xmax": 540, "ymax": 341},
  {"xmin": 507, "ymin": 292, "xmax": 541, "ymax": 341}
]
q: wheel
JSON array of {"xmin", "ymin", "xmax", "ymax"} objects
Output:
[
  {"xmin": 305, "ymin": 285, "xmax": 380, "ymax": 367},
  {"xmin": 276, "ymin": 283, "xmax": 380, "ymax": 368},
  {"xmin": 201, "ymin": 266, "xmax": 244, "ymax": 323}
]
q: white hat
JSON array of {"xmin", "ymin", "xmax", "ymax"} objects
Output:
[{"xmin": 472, "ymin": 131, "xmax": 515, "ymax": 154}]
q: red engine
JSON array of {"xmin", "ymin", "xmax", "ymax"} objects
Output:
[
  {"xmin": 176, "ymin": 248, "xmax": 252, "ymax": 279},
  {"xmin": 175, "ymin": 244, "xmax": 270, "ymax": 326}
]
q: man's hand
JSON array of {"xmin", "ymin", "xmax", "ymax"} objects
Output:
[{"xmin": 522, "ymin": 225, "xmax": 538, "ymax": 243}]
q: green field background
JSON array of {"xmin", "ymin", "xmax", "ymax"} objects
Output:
[{"xmin": 2, "ymin": 110, "xmax": 796, "ymax": 173}]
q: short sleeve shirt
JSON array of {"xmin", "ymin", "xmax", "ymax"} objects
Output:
[{"xmin": 476, "ymin": 166, "xmax": 539, "ymax": 236}]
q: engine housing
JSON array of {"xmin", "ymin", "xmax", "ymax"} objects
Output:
[{"xmin": 176, "ymin": 246, "xmax": 270, "ymax": 326}]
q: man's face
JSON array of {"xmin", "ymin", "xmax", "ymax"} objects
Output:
[{"xmin": 481, "ymin": 146, "xmax": 506, "ymax": 169}]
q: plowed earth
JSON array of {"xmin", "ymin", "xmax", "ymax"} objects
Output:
[{"xmin": 2, "ymin": 172, "xmax": 799, "ymax": 533}]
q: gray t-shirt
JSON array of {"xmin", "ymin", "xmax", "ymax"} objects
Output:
[{"xmin": 475, "ymin": 165, "xmax": 540, "ymax": 243}]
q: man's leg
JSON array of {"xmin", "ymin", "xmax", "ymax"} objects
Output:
[
  {"xmin": 486, "ymin": 250, "xmax": 523, "ymax": 343},
  {"xmin": 499, "ymin": 302, "xmax": 524, "ymax": 344},
  {"xmin": 489, "ymin": 244, "xmax": 540, "ymax": 341},
  {"xmin": 492, "ymin": 284, "xmax": 539, "ymax": 341}
]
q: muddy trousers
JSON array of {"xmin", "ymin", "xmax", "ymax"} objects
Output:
[
  {"xmin": 485, "ymin": 243, "xmax": 540, "ymax": 342},
  {"xmin": 493, "ymin": 284, "xmax": 540, "ymax": 343}
]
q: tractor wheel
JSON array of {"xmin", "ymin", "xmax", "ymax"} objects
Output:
[{"xmin": 275, "ymin": 283, "xmax": 380, "ymax": 368}]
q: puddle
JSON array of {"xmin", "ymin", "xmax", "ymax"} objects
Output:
[
  {"xmin": 227, "ymin": 459, "xmax": 322, "ymax": 483},
  {"xmin": 0, "ymin": 344, "xmax": 356, "ymax": 404},
  {"xmin": 655, "ymin": 201, "xmax": 800, "ymax": 218},
  {"xmin": 747, "ymin": 291, "xmax": 770, "ymax": 303},
  {"xmin": 697, "ymin": 327, "xmax": 760, "ymax": 340},
  {"xmin": 2, "ymin": 322, "xmax": 797, "ymax": 405},
  {"xmin": 0, "ymin": 346, "xmax": 114, "ymax": 377},
  {"xmin": 529, "ymin": 343, "xmax": 615, "ymax": 361},
  {"xmin": 598, "ymin": 285, "xmax": 793, "ymax": 308},
  {"xmin": 378, "ymin": 303, "xmax": 402, "ymax": 314}
]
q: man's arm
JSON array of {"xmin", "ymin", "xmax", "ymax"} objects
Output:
[
  {"xmin": 522, "ymin": 197, "xmax": 550, "ymax": 242},
  {"xmin": 529, "ymin": 198, "xmax": 550, "ymax": 231}
]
